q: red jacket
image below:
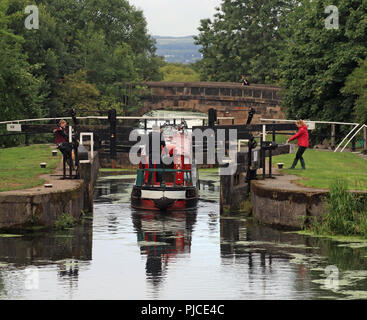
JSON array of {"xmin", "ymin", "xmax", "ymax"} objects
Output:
[
  {"xmin": 54, "ymin": 127, "xmax": 68, "ymax": 144},
  {"xmin": 289, "ymin": 125, "xmax": 309, "ymax": 147}
]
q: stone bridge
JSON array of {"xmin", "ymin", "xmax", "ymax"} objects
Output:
[{"xmin": 139, "ymin": 81, "xmax": 285, "ymax": 124}]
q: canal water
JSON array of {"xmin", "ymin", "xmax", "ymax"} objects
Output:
[{"xmin": 1, "ymin": 169, "xmax": 367, "ymax": 300}]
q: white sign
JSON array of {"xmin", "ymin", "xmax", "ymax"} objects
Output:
[
  {"xmin": 305, "ymin": 121, "xmax": 316, "ymax": 130},
  {"xmin": 7, "ymin": 124, "xmax": 22, "ymax": 132}
]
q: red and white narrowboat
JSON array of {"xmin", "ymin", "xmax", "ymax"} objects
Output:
[{"xmin": 131, "ymin": 124, "xmax": 199, "ymax": 211}]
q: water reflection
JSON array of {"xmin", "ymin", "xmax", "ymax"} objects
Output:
[
  {"xmin": 1, "ymin": 170, "xmax": 367, "ymax": 299},
  {"xmin": 131, "ymin": 210, "xmax": 197, "ymax": 290},
  {"xmin": 0, "ymin": 219, "xmax": 92, "ymax": 299},
  {"xmin": 0, "ymin": 221, "xmax": 92, "ymax": 266}
]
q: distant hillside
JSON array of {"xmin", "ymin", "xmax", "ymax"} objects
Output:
[{"xmin": 153, "ymin": 36, "xmax": 202, "ymax": 64}]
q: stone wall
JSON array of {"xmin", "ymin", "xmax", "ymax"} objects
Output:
[
  {"xmin": 0, "ymin": 153, "xmax": 100, "ymax": 230},
  {"xmin": 0, "ymin": 183, "xmax": 84, "ymax": 230},
  {"xmin": 250, "ymin": 181, "xmax": 328, "ymax": 229},
  {"xmin": 79, "ymin": 152, "xmax": 101, "ymax": 213},
  {"xmin": 220, "ymin": 152, "xmax": 250, "ymax": 214},
  {"xmin": 141, "ymin": 81, "xmax": 285, "ymax": 124},
  {"xmin": 251, "ymin": 181, "xmax": 367, "ymax": 230}
]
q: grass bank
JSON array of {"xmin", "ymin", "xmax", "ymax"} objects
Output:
[
  {"xmin": 0, "ymin": 144, "xmax": 61, "ymax": 192},
  {"xmin": 274, "ymin": 149, "xmax": 367, "ymax": 191}
]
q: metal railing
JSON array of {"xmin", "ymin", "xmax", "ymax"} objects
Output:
[
  {"xmin": 260, "ymin": 118, "xmax": 365, "ymax": 152},
  {"xmin": 136, "ymin": 168, "xmax": 193, "ymax": 188}
]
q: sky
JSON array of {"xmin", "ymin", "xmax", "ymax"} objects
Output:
[{"xmin": 128, "ymin": 0, "xmax": 222, "ymax": 37}]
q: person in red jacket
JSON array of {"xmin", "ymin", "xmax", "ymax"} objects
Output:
[
  {"xmin": 53, "ymin": 119, "xmax": 74, "ymax": 178},
  {"xmin": 287, "ymin": 119, "xmax": 309, "ymax": 169}
]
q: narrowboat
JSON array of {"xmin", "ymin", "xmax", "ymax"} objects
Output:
[{"xmin": 131, "ymin": 124, "xmax": 199, "ymax": 211}]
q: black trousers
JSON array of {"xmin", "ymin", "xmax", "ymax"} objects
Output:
[
  {"xmin": 58, "ymin": 142, "xmax": 73, "ymax": 177},
  {"xmin": 296, "ymin": 146, "xmax": 307, "ymax": 160},
  {"xmin": 291, "ymin": 146, "xmax": 307, "ymax": 168}
]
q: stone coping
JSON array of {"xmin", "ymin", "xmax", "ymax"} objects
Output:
[
  {"xmin": 144, "ymin": 81, "xmax": 282, "ymax": 90},
  {"xmin": 0, "ymin": 168, "xmax": 83, "ymax": 198},
  {"xmin": 251, "ymin": 171, "xmax": 367, "ymax": 196}
]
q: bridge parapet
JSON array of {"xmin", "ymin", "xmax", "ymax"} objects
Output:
[{"xmin": 141, "ymin": 81, "xmax": 284, "ymax": 124}]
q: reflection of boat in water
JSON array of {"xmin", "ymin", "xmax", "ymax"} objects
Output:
[
  {"xmin": 131, "ymin": 123, "xmax": 199, "ymax": 211},
  {"xmin": 132, "ymin": 210, "xmax": 197, "ymax": 285}
]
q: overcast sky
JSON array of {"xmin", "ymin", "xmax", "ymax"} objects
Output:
[{"xmin": 128, "ymin": 0, "xmax": 222, "ymax": 37}]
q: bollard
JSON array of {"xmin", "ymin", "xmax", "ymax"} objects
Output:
[
  {"xmin": 25, "ymin": 131, "xmax": 30, "ymax": 146},
  {"xmin": 108, "ymin": 109, "xmax": 117, "ymax": 160},
  {"xmin": 331, "ymin": 124, "xmax": 336, "ymax": 149}
]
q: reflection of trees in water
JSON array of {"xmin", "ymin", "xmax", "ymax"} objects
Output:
[
  {"xmin": 0, "ymin": 227, "xmax": 92, "ymax": 265},
  {"xmin": 131, "ymin": 210, "xmax": 197, "ymax": 290},
  {"xmin": 315, "ymin": 238, "xmax": 367, "ymax": 271},
  {"xmin": 219, "ymin": 217, "xmax": 367, "ymax": 297},
  {"xmin": 220, "ymin": 218, "xmax": 309, "ymax": 293},
  {"xmin": 94, "ymin": 179, "xmax": 135, "ymax": 203},
  {"xmin": 0, "ymin": 219, "xmax": 93, "ymax": 296}
]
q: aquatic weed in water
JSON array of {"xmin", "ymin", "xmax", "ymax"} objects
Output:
[{"xmin": 54, "ymin": 213, "xmax": 76, "ymax": 230}]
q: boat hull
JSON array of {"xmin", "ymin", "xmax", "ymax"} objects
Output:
[{"xmin": 131, "ymin": 186, "xmax": 198, "ymax": 211}]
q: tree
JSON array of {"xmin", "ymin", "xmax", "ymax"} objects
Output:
[
  {"xmin": 0, "ymin": 1, "xmax": 45, "ymax": 121},
  {"xmin": 57, "ymin": 70, "xmax": 100, "ymax": 115},
  {"xmin": 343, "ymin": 58, "xmax": 367, "ymax": 124},
  {"xmin": 4, "ymin": 0, "xmax": 163, "ymax": 119},
  {"xmin": 277, "ymin": 0, "xmax": 367, "ymax": 124},
  {"xmin": 194, "ymin": 0, "xmax": 296, "ymax": 83},
  {"xmin": 160, "ymin": 63, "xmax": 200, "ymax": 82},
  {"xmin": 0, "ymin": 0, "xmax": 46, "ymax": 146}
]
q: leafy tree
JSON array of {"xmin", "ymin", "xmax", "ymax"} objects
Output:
[
  {"xmin": 160, "ymin": 63, "xmax": 200, "ymax": 82},
  {"xmin": 0, "ymin": 0, "xmax": 46, "ymax": 146},
  {"xmin": 194, "ymin": 0, "xmax": 296, "ymax": 83},
  {"xmin": 3, "ymin": 0, "xmax": 163, "ymax": 121},
  {"xmin": 57, "ymin": 70, "xmax": 100, "ymax": 115},
  {"xmin": 343, "ymin": 58, "xmax": 367, "ymax": 124},
  {"xmin": 278, "ymin": 0, "xmax": 367, "ymax": 124},
  {"xmin": 0, "ymin": 3, "xmax": 44, "ymax": 120}
]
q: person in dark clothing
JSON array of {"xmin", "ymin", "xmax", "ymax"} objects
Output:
[
  {"xmin": 53, "ymin": 119, "xmax": 74, "ymax": 178},
  {"xmin": 287, "ymin": 120, "xmax": 309, "ymax": 169},
  {"xmin": 241, "ymin": 75, "xmax": 250, "ymax": 86},
  {"xmin": 147, "ymin": 126, "xmax": 167, "ymax": 184}
]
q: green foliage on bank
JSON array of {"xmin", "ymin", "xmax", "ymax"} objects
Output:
[
  {"xmin": 309, "ymin": 179, "xmax": 367, "ymax": 239},
  {"xmin": 0, "ymin": 144, "xmax": 60, "ymax": 192},
  {"xmin": 274, "ymin": 150, "xmax": 367, "ymax": 191}
]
